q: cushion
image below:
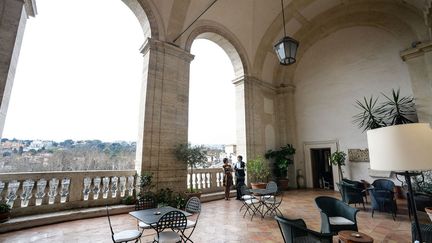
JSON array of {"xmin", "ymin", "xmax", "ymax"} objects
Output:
[
  {"xmin": 242, "ymin": 195, "xmax": 254, "ymax": 200},
  {"xmin": 329, "ymin": 216, "xmax": 355, "ymax": 225},
  {"xmin": 185, "ymin": 219, "xmax": 196, "ymax": 229},
  {"xmin": 113, "ymin": 229, "xmax": 141, "ymax": 242},
  {"xmin": 138, "ymin": 221, "xmax": 152, "ymax": 229},
  {"xmin": 246, "ymin": 198, "xmax": 261, "ymax": 204},
  {"xmin": 154, "ymin": 231, "xmax": 182, "ymax": 243}
]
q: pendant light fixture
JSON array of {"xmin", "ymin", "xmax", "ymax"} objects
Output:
[{"xmin": 274, "ymin": 0, "xmax": 299, "ymax": 65}]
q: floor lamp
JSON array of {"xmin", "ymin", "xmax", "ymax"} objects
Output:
[{"xmin": 367, "ymin": 123, "xmax": 432, "ymax": 243}]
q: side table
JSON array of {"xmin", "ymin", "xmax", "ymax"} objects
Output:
[{"xmin": 338, "ymin": 230, "xmax": 373, "ymax": 243}]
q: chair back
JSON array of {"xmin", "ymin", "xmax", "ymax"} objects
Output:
[
  {"xmin": 315, "ymin": 196, "xmax": 350, "ymax": 217},
  {"xmin": 106, "ymin": 206, "xmax": 115, "ymax": 242},
  {"xmin": 368, "ymin": 188, "xmax": 394, "ymax": 209},
  {"xmin": 240, "ymin": 185, "xmax": 251, "ymax": 196},
  {"xmin": 135, "ymin": 193, "xmax": 156, "ymax": 210},
  {"xmin": 372, "ymin": 179, "xmax": 395, "ymax": 191},
  {"xmin": 266, "ymin": 181, "xmax": 278, "ymax": 194},
  {"xmin": 155, "ymin": 210, "xmax": 187, "ymax": 232},
  {"xmin": 275, "ymin": 215, "xmax": 307, "ymax": 243},
  {"xmin": 185, "ymin": 196, "xmax": 201, "ymax": 214}
]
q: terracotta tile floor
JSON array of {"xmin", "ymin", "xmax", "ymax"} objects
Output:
[{"xmin": 0, "ymin": 189, "xmax": 415, "ymax": 243}]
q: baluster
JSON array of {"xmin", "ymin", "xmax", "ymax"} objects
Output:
[
  {"xmin": 93, "ymin": 177, "xmax": 101, "ymax": 200},
  {"xmin": 83, "ymin": 177, "xmax": 92, "ymax": 201},
  {"xmin": 219, "ymin": 172, "xmax": 224, "ymax": 187},
  {"xmin": 110, "ymin": 176, "xmax": 118, "ymax": 198},
  {"xmin": 20, "ymin": 179, "xmax": 35, "ymax": 207},
  {"xmin": 196, "ymin": 173, "xmax": 201, "ymax": 189},
  {"xmin": 6, "ymin": 180, "xmax": 20, "ymax": 208},
  {"xmin": 193, "ymin": 173, "xmax": 198, "ymax": 190},
  {"xmin": 207, "ymin": 172, "xmax": 211, "ymax": 189},
  {"xmin": 119, "ymin": 176, "xmax": 126, "ymax": 197},
  {"xmin": 60, "ymin": 178, "xmax": 70, "ymax": 203},
  {"xmin": 102, "ymin": 177, "xmax": 110, "ymax": 199},
  {"xmin": 35, "ymin": 179, "xmax": 47, "ymax": 206},
  {"xmin": 0, "ymin": 181, "xmax": 5, "ymax": 201},
  {"xmin": 48, "ymin": 178, "xmax": 59, "ymax": 204},
  {"xmin": 202, "ymin": 173, "xmax": 206, "ymax": 189},
  {"xmin": 127, "ymin": 175, "xmax": 134, "ymax": 196},
  {"xmin": 187, "ymin": 173, "xmax": 190, "ymax": 190},
  {"xmin": 216, "ymin": 173, "xmax": 220, "ymax": 187}
]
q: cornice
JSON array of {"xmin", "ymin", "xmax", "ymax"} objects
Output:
[
  {"xmin": 400, "ymin": 41, "xmax": 432, "ymax": 61},
  {"xmin": 140, "ymin": 38, "xmax": 194, "ymax": 63}
]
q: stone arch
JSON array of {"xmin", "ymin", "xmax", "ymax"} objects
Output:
[
  {"xmin": 183, "ymin": 20, "xmax": 250, "ymax": 78},
  {"xmin": 122, "ymin": 0, "xmax": 164, "ymax": 40},
  {"xmin": 275, "ymin": 10, "xmax": 425, "ymax": 83},
  {"xmin": 253, "ymin": 0, "xmax": 427, "ymax": 84}
]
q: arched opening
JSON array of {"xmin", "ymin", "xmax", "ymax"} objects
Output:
[
  {"xmin": 0, "ymin": 0, "xmax": 152, "ymax": 172},
  {"xmin": 188, "ymin": 31, "xmax": 247, "ymax": 163}
]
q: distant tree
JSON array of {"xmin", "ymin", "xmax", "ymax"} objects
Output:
[
  {"xmin": 18, "ymin": 146, "xmax": 23, "ymax": 155},
  {"xmin": 1, "ymin": 138, "xmax": 8, "ymax": 142},
  {"xmin": 12, "ymin": 148, "xmax": 17, "ymax": 154},
  {"xmin": 29, "ymin": 149, "xmax": 37, "ymax": 155},
  {"xmin": 2, "ymin": 151, "xmax": 11, "ymax": 157},
  {"xmin": 52, "ymin": 142, "xmax": 58, "ymax": 147}
]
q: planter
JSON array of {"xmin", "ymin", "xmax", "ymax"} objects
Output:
[
  {"xmin": 0, "ymin": 212, "xmax": 10, "ymax": 223},
  {"xmin": 251, "ymin": 182, "xmax": 267, "ymax": 189},
  {"xmin": 277, "ymin": 178, "xmax": 289, "ymax": 190}
]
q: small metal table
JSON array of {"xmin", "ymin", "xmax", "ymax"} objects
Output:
[{"xmin": 129, "ymin": 206, "xmax": 192, "ymax": 225}]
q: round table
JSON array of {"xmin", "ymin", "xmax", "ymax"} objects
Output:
[{"xmin": 338, "ymin": 230, "xmax": 374, "ymax": 243}]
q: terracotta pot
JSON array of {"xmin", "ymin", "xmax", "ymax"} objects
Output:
[
  {"xmin": 0, "ymin": 211, "xmax": 10, "ymax": 223},
  {"xmin": 277, "ymin": 178, "xmax": 289, "ymax": 191},
  {"xmin": 250, "ymin": 182, "xmax": 267, "ymax": 189},
  {"xmin": 426, "ymin": 207, "xmax": 432, "ymax": 222}
]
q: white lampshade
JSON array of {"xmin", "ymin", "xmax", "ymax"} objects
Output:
[{"xmin": 367, "ymin": 123, "xmax": 432, "ymax": 171}]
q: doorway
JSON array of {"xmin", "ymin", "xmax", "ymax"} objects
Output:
[{"xmin": 310, "ymin": 148, "xmax": 333, "ymax": 189}]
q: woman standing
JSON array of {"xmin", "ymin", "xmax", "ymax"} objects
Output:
[{"xmin": 222, "ymin": 158, "xmax": 233, "ymax": 200}]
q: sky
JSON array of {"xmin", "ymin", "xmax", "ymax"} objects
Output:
[{"xmin": 2, "ymin": 0, "xmax": 236, "ymax": 144}]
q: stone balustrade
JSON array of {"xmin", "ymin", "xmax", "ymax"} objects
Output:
[
  {"xmin": 187, "ymin": 168, "xmax": 235, "ymax": 193},
  {"xmin": 0, "ymin": 170, "xmax": 136, "ymax": 217}
]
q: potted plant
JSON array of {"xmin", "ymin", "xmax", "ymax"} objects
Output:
[
  {"xmin": 330, "ymin": 151, "xmax": 347, "ymax": 182},
  {"xmin": 0, "ymin": 201, "xmax": 11, "ymax": 223},
  {"xmin": 265, "ymin": 144, "xmax": 296, "ymax": 190},
  {"xmin": 174, "ymin": 143, "xmax": 207, "ymax": 198},
  {"xmin": 247, "ymin": 156, "xmax": 270, "ymax": 189}
]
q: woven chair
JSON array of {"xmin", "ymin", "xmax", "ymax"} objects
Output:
[
  {"xmin": 275, "ymin": 215, "xmax": 333, "ymax": 243},
  {"xmin": 154, "ymin": 211, "xmax": 187, "ymax": 243},
  {"xmin": 315, "ymin": 196, "xmax": 359, "ymax": 235},
  {"xmin": 106, "ymin": 206, "xmax": 142, "ymax": 243},
  {"xmin": 337, "ymin": 182, "xmax": 365, "ymax": 209},
  {"xmin": 183, "ymin": 197, "xmax": 201, "ymax": 242}
]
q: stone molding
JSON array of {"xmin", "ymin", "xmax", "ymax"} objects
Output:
[
  {"xmin": 140, "ymin": 38, "xmax": 194, "ymax": 63},
  {"xmin": 24, "ymin": 0, "xmax": 37, "ymax": 18},
  {"xmin": 232, "ymin": 76, "xmax": 279, "ymax": 92},
  {"xmin": 400, "ymin": 41, "xmax": 432, "ymax": 61}
]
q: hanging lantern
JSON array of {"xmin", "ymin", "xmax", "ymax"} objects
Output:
[{"xmin": 274, "ymin": 0, "xmax": 299, "ymax": 65}]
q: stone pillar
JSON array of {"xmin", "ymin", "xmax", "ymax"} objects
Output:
[
  {"xmin": 275, "ymin": 84, "xmax": 298, "ymax": 187},
  {"xmin": 401, "ymin": 41, "xmax": 432, "ymax": 123},
  {"xmin": 135, "ymin": 38, "xmax": 193, "ymax": 192},
  {"xmin": 0, "ymin": 0, "xmax": 36, "ymax": 137}
]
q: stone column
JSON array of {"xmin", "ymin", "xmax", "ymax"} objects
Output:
[
  {"xmin": 275, "ymin": 84, "xmax": 298, "ymax": 187},
  {"xmin": 0, "ymin": 0, "xmax": 36, "ymax": 137},
  {"xmin": 135, "ymin": 38, "xmax": 193, "ymax": 192},
  {"xmin": 401, "ymin": 41, "xmax": 432, "ymax": 123}
]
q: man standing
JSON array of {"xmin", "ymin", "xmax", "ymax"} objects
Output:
[{"xmin": 234, "ymin": 155, "xmax": 246, "ymax": 200}]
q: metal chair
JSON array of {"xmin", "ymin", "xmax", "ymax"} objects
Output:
[
  {"xmin": 337, "ymin": 182, "xmax": 365, "ymax": 210},
  {"xmin": 135, "ymin": 193, "xmax": 157, "ymax": 232},
  {"xmin": 106, "ymin": 206, "xmax": 142, "ymax": 243},
  {"xmin": 262, "ymin": 191, "xmax": 283, "ymax": 217},
  {"xmin": 240, "ymin": 185, "xmax": 262, "ymax": 220},
  {"xmin": 238, "ymin": 185, "xmax": 254, "ymax": 212},
  {"xmin": 183, "ymin": 197, "xmax": 201, "ymax": 242},
  {"xmin": 154, "ymin": 211, "xmax": 187, "ymax": 243},
  {"xmin": 315, "ymin": 196, "xmax": 359, "ymax": 235},
  {"xmin": 275, "ymin": 215, "xmax": 333, "ymax": 243}
]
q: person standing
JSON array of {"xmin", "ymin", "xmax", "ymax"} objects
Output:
[
  {"xmin": 234, "ymin": 155, "xmax": 246, "ymax": 200},
  {"xmin": 222, "ymin": 158, "xmax": 233, "ymax": 200}
]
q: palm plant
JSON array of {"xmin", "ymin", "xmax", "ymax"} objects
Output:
[
  {"xmin": 353, "ymin": 96, "xmax": 386, "ymax": 131},
  {"xmin": 380, "ymin": 89, "xmax": 417, "ymax": 125}
]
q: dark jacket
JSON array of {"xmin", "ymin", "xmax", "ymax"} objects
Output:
[{"xmin": 234, "ymin": 161, "xmax": 246, "ymax": 179}]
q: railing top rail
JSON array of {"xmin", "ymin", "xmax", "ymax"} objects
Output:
[
  {"xmin": 187, "ymin": 168, "xmax": 223, "ymax": 172},
  {"xmin": 0, "ymin": 170, "xmax": 136, "ymax": 176}
]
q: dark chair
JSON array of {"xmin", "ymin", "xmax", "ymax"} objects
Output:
[
  {"xmin": 321, "ymin": 172, "xmax": 333, "ymax": 189},
  {"xmin": 342, "ymin": 178, "xmax": 367, "ymax": 203},
  {"xmin": 315, "ymin": 196, "xmax": 359, "ymax": 234},
  {"xmin": 412, "ymin": 222, "xmax": 432, "ymax": 243},
  {"xmin": 368, "ymin": 188, "xmax": 397, "ymax": 220},
  {"xmin": 106, "ymin": 206, "xmax": 142, "ymax": 243},
  {"xmin": 154, "ymin": 211, "xmax": 187, "ymax": 243},
  {"xmin": 135, "ymin": 193, "xmax": 157, "ymax": 232},
  {"xmin": 372, "ymin": 179, "xmax": 395, "ymax": 191},
  {"xmin": 337, "ymin": 182, "xmax": 365, "ymax": 209},
  {"xmin": 238, "ymin": 185, "xmax": 254, "ymax": 212},
  {"xmin": 407, "ymin": 192, "xmax": 432, "ymax": 220},
  {"xmin": 275, "ymin": 215, "xmax": 333, "ymax": 243},
  {"xmin": 183, "ymin": 197, "xmax": 201, "ymax": 242}
]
